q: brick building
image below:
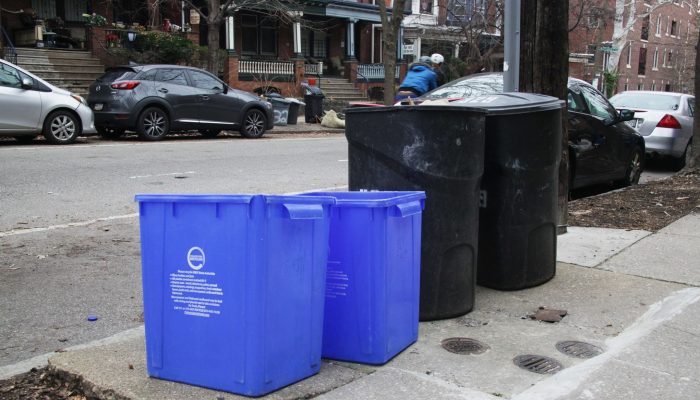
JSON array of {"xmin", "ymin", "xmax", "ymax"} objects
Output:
[{"xmin": 569, "ymin": 0, "xmax": 698, "ymax": 96}]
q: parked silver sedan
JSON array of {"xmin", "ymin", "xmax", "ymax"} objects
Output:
[
  {"xmin": 609, "ymin": 91, "xmax": 694, "ymax": 170},
  {"xmin": 0, "ymin": 58, "xmax": 96, "ymax": 144}
]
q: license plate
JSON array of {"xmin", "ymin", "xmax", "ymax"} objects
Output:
[{"xmin": 93, "ymin": 103, "xmax": 103, "ymax": 111}]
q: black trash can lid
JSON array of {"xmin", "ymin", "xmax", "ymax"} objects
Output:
[
  {"xmin": 345, "ymin": 92, "xmax": 563, "ymax": 116},
  {"xmin": 449, "ymin": 92, "xmax": 564, "ymax": 115}
]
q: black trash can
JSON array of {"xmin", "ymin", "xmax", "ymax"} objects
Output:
[
  {"xmin": 476, "ymin": 93, "xmax": 564, "ymax": 290},
  {"xmin": 287, "ymin": 99, "xmax": 305, "ymax": 125},
  {"xmin": 345, "ymin": 105, "xmax": 486, "ymax": 321},
  {"xmin": 267, "ymin": 93, "xmax": 292, "ymax": 126},
  {"xmin": 304, "ymin": 86, "xmax": 325, "ymax": 123}
]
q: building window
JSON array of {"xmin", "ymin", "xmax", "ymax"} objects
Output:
[
  {"xmin": 667, "ymin": 50, "xmax": 673, "ymax": 65},
  {"xmin": 447, "ymin": 0, "xmax": 469, "ymax": 26},
  {"xmin": 641, "ymin": 14, "xmax": 650, "ymax": 40},
  {"xmin": 638, "ymin": 83, "xmax": 644, "ymax": 90},
  {"xmin": 652, "ymin": 82, "xmax": 656, "ymax": 91},
  {"xmin": 656, "ymin": 15, "xmax": 662, "ymax": 35},
  {"xmin": 638, "ymin": 47, "xmax": 647, "ymax": 75},
  {"xmin": 420, "ymin": 0, "xmax": 434, "ymax": 14},
  {"xmin": 241, "ymin": 14, "xmax": 277, "ymax": 56},
  {"xmin": 671, "ymin": 20, "xmax": 678, "ymax": 36},
  {"xmin": 624, "ymin": 83, "xmax": 629, "ymax": 91},
  {"xmin": 665, "ymin": 83, "xmax": 671, "ymax": 91},
  {"xmin": 653, "ymin": 48, "xmax": 659, "ymax": 69}
]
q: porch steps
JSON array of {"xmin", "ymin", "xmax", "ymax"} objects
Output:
[
  {"xmin": 14, "ymin": 48, "xmax": 105, "ymax": 96},
  {"xmin": 318, "ymin": 77, "xmax": 368, "ymax": 102}
]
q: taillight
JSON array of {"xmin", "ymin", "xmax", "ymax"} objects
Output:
[
  {"xmin": 110, "ymin": 81, "xmax": 140, "ymax": 90},
  {"xmin": 656, "ymin": 114, "xmax": 682, "ymax": 129}
]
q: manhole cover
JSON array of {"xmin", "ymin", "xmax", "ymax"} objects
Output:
[
  {"xmin": 513, "ymin": 354, "xmax": 563, "ymax": 374},
  {"xmin": 441, "ymin": 337, "xmax": 489, "ymax": 355},
  {"xmin": 556, "ymin": 341, "xmax": 603, "ymax": 359}
]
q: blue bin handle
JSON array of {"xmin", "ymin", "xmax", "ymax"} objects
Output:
[
  {"xmin": 283, "ymin": 203, "xmax": 325, "ymax": 219},
  {"xmin": 391, "ymin": 200, "xmax": 423, "ymax": 218}
]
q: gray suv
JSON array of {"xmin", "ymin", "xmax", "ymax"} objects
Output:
[{"xmin": 87, "ymin": 65, "xmax": 274, "ymax": 140}]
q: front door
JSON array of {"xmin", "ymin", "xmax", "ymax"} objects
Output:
[
  {"xmin": 187, "ymin": 69, "xmax": 242, "ymax": 129},
  {"xmin": 153, "ymin": 68, "xmax": 199, "ymax": 129},
  {"xmin": 0, "ymin": 63, "xmax": 42, "ymax": 132}
]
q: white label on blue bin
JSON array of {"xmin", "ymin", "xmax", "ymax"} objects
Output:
[
  {"xmin": 326, "ymin": 261, "xmax": 349, "ymax": 298},
  {"xmin": 187, "ymin": 247, "xmax": 205, "ymax": 270},
  {"xmin": 169, "ymin": 256, "xmax": 223, "ymax": 318}
]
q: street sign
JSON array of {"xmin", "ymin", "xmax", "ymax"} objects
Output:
[
  {"xmin": 599, "ymin": 46, "xmax": 619, "ymax": 53},
  {"xmin": 403, "ymin": 44, "xmax": 415, "ymax": 55}
]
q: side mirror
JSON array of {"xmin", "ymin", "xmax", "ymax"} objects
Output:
[
  {"xmin": 21, "ymin": 77, "xmax": 33, "ymax": 90},
  {"xmin": 618, "ymin": 109, "xmax": 635, "ymax": 122},
  {"xmin": 222, "ymin": 85, "xmax": 228, "ymax": 94}
]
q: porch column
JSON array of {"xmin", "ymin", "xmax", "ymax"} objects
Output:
[
  {"xmin": 396, "ymin": 25, "xmax": 404, "ymax": 60},
  {"xmin": 346, "ymin": 18, "xmax": 357, "ymax": 60},
  {"xmin": 413, "ymin": 37, "xmax": 421, "ymax": 62},
  {"xmin": 292, "ymin": 11, "xmax": 304, "ymax": 58},
  {"xmin": 455, "ymin": 42, "xmax": 460, "ymax": 58},
  {"xmin": 225, "ymin": 15, "xmax": 236, "ymax": 55}
]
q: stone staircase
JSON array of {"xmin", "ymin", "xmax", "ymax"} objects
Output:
[
  {"xmin": 318, "ymin": 76, "xmax": 368, "ymax": 103},
  {"xmin": 14, "ymin": 48, "xmax": 105, "ymax": 96}
]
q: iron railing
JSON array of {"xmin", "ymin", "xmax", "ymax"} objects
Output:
[{"xmin": 1, "ymin": 26, "xmax": 18, "ymax": 65}]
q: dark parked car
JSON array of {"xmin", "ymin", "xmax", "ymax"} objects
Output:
[
  {"xmin": 87, "ymin": 65, "xmax": 274, "ymax": 140},
  {"xmin": 417, "ymin": 73, "xmax": 646, "ymax": 190}
]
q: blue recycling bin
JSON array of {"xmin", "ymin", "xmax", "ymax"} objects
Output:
[
  {"xmin": 300, "ymin": 191, "xmax": 425, "ymax": 365},
  {"xmin": 135, "ymin": 194, "xmax": 334, "ymax": 397}
]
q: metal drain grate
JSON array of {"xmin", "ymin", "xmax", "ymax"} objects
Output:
[
  {"xmin": 441, "ymin": 337, "xmax": 490, "ymax": 355},
  {"xmin": 513, "ymin": 354, "xmax": 563, "ymax": 374},
  {"xmin": 556, "ymin": 341, "xmax": 603, "ymax": 359}
]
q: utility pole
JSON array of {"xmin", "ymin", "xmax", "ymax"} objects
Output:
[{"xmin": 503, "ymin": 0, "xmax": 520, "ymax": 92}]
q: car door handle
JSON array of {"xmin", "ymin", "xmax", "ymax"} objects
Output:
[
  {"xmin": 200, "ymin": 95, "xmax": 210, "ymax": 101},
  {"xmin": 158, "ymin": 88, "xmax": 168, "ymax": 93}
]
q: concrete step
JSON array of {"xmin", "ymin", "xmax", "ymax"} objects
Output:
[
  {"xmin": 17, "ymin": 58, "xmax": 104, "ymax": 68},
  {"xmin": 21, "ymin": 64, "xmax": 105, "ymax": 73},
  {"xmin": 23, "ymin": 70, "xmax": 102, "ymax": 80}
]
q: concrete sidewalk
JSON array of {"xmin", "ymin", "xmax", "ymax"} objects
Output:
[{"xmin": 46, "ymin": 213, "xmax": 700, "ymax": 400}]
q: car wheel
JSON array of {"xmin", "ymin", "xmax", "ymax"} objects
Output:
[
  {"xmin": 137, "ymin": 107, "xmax": 169, "ymax": 141},
  {"xmin": 198, "ymin": 129, "xmax": 222, "ymax": 138},
  {"xmin": 43, "ymin": 111, "xmax": 80, "ymax": 144},
  {"xmin": 619, "ymin": 147, "xmax": 644, "ymax": 187},
  {"xmin": 97, "ymin": 126, "xmax": 126, "ymax": 140},
  {"xmin": 671, "ymin": 140, "xmax": 691, "ymax": 171},
  {"xmin": 14, "ymin": 135, "xmax": 37, "ymax": 143},
  {"xmin": 241, "ymin": 109, "xmax": 266, "ymax": 138}
]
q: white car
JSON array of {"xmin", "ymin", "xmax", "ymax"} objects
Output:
[
  {"xmin": 0, "ymin": 58, "xmax": 96, "ymax": 144},
  {"xmin": 609, "ymin": 91, "xmax": 694, "ymax": 170}
]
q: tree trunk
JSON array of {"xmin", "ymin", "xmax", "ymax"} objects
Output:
[
  {"xmin": 378, "ymin": 0, "xmax": 405, "ymax": 105},
  {"xmin": 382, "ymin": 30, "xmax": 397, "ymax": 105},
  {"xmin": 519, "ymin": 1, "xmax": 569, "ymax": 233},
  {"xmin": 689, "ymin": 31, "xmax": 700, "ymax": 170},
  {"xmin": 206, "ymin": 14, "xmax": 221, "ymax": 75}
]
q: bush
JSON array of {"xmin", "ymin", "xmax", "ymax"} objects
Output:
[{"xmin": 132, "ymin": 31, "xmax": 196, "ymax": 64}]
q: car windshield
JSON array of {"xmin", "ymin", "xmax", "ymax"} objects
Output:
[
  {"xmin": 97, "ymin": 68, "xmax": 137, "ymax": 83},
  {"xmin": 609, "ymin": 93, "xmax": 681, "ymax": 111},
  {"xmin": 424, "ymin": 74, "xmax": 504, "ymax": 99}
]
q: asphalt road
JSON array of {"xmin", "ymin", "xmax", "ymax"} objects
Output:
[
  {"xmin": 0, "ymin": 134, "xmax": 674, "ymax": 371},
  {"xmin": 0, "ymin": 134, "xmax": 348, "ymax": 368}
]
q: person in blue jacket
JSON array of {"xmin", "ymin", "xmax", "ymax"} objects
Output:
[{"xmin": 395, "ymin": 56, "xmax": 438, "ymax": 102}]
